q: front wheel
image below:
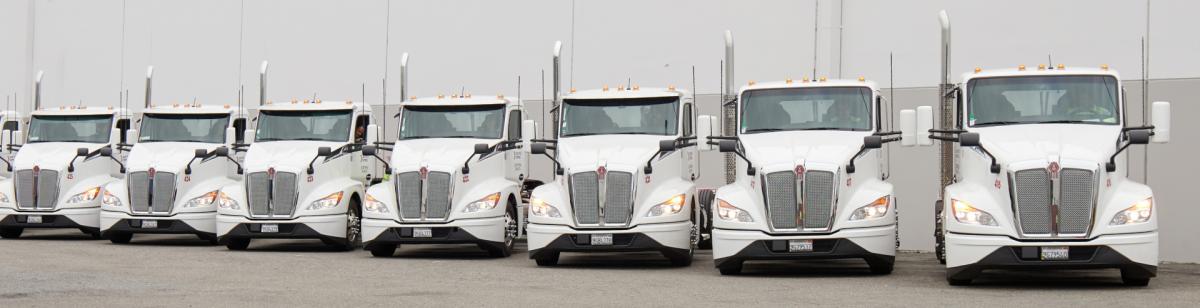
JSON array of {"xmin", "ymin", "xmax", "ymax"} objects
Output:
[
  {"xmin": 226, "ymin": 238, "xmax": 251, "ymax": 250},
  {"xmin": 534, "ymin": 252, "xmax": 559, "ymax": 266},
  {"xmin": 0, "ymin": 227, "xmax": 23, "ymax": 239},
  {"xmin": 369, "ymin": 244, "xmax": 397, "ymax": 257},
  {"xmin": 717, "ymin": 261, "xmax": 743, "ymax": 275},
  {"xmin": 485, "ymin": 202, "xmax": 518, "ymax": 258},
  {"xmin": 107, "ymin": 232, "xmax": 133, "ymax": 244},
  {"xmin": 334, "ymin": 200, "xmax": 363, "ymax": 251}
]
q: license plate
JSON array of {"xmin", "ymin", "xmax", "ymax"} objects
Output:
[
  {"xmin": 412, "ymin": 227, "xmax": 432, "ymax": 238},
  {"xmin": 788, "ymin": 239, "xmax": 814, "ymax": 252},
  {"xmin": 260, "ymin": 224, "xmax": 279, "ymax": 233},
  {"xmin": 1040, "ymin": 246, "xmax": 1070, "ymax": 261},
  {"xmin": 590, "ymin": 233, "xmax": 613, "ymax": 246},
  {"xmin": 26, "ymin": 215, "xmax": 42, "ymax": 224},
  {"xmin": 141, "ymin": 220, "xmax": 158, "ymax": 229}
]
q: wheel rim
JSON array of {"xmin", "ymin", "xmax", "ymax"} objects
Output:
[
  {"xmin": 347, "ymin": 208, "xmax": 361, "ymax": 245},
  {"xmin": 504, "ymin": 208, "xmax": 518, "ymax": 248}
]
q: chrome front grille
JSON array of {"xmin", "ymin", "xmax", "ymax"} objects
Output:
[
  {"xmin": 394, "ymin": 170, "xmax": 453, "ymax": 221},
  {"xmin": 570, "ymin": 170, "xmax": 634, "ymax": 226},
  {"xmin": 128, "ymin": 171, "xmax": 178, "ymax": 214},
  {"xmin": 762, "ymin": 169, "xmax": 837, "ymax": 231},
  {"xmin": 246, "ymin": 171, "xmax": 298, "ymax": 217},
  {"xmin": 1011, "ymin": 167, "xmax": 1097, "ymax": 237},
  {"xmin": 15, "ymin": 169, "xmax": 59, "ymax": 210}
]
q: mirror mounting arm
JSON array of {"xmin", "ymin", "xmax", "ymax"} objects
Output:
[
  {"xmin": 847, "ymin": 136, "xmax": 901, "ymax": 174},
  {"xmin": 0, "ymin": 156, "xmax": 11, "ymax": 172}
]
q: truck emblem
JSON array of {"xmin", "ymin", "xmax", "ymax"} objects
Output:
[
  {"xmin": 419, "ymin": 166, "xmax": 429, "ymax": 180},
  {"xmin": 1048, "ymin": 162, "xmax": 1060, "ymax": 179},
  {"xmin": 33, "ymin": 165, "xmax": 39, "ymax": 173},
  {"xmin": 267, "ymin": 167, "xmax": 276, "ymax": 179},
  {"xmin": 148, "ymin": 167, "xmax": 156, "ymax": 178},
  {"xmin": 597, "ymin": 165, "xmax": 607, "ymax": 179},
  {"xmin": 794, "ymin": 165, "xmax": 805, "ymax": 175}
]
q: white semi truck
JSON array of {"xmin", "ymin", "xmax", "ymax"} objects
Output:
[
  {"xmin": 710, "ymin": 31, "xmax": 900, "ymax": 275},
  {"xmin": 901, "ymin": 11, "xmax": 1171, "ymax": 286},
  {"xmin": 0, "ymin": 72, "xmax": 135, "ymax": 239},
  {"xmin": 526, "ymin": 42, "xmax": 711, "ymax": 266},
  {"xmin": 99, "ymin": 67, "xmax": 249, "ymax": 244},
  {"xmin": 216, "ymin": 62, "xmax": 383, "ymax": 251},
  {"xmin": 362, "ymin": 55, "xmax": 536, "ymax": 257}
]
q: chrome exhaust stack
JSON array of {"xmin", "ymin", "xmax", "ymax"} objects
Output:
[
  {"xmin": 722, "ymin": 30, "xmax": 737, "ymax": 184},
  {"xmin": 552, "ymin": 41, "xmax": 562, "ymax": 139},
  {"xmin": 33, "ymin": 71, "xmax": 43, "ymax": 111},
  {"xmin": 937, "ymin": 10, "xmax": 954, "ymax": 198},
  {"xmin": 259, "ymin": 61, "xmax": 268, "ymax": 107},
  {"xmin": 400, "ymin": 53, "xmax": 409, "ymax": 102},
  {"xmin": 144, "ymin": 66, "xmax": 154, "ymax": 109}
]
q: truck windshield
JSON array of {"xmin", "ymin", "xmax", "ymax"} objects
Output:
[
  {"xmin": 255, "ymin": 110, "xmax": 352, "ymax": 142},
  {"xmin": 740, "ymin": 87, "xmax": 872, "ymax": 133},
  {"xmin": 139, "ymin": 113, "xmax": 230, "ymax": 143},
  {"xmin": 968, "ymin": 75, "xmax": 1119, "ymax": 126},
  {"xmin": 400, "ymin": 104, "xmax": 505, "ymax": 140},
  {"xmin": 561, "ymin": 97, "xmax": 678, "ymax": 137},
  {"xmin": 27, "ymin": 114, "xmax": 113, "ymax": 143}
]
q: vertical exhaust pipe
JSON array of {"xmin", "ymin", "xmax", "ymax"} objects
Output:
[
  {"xmin": 938, "ymin": 11, "xmax": 951, "ymax": 89},
  {"xmin": 723, "ymin": 30, "xmax": 735, "ymax": 102},
  {"xmin": 144, "ymin": 66, "xmax": 154, "ymax": 109},
  {"xmin": 33, "ymin": 71, "xmax": 43, "ymax": 111},
  {"xmin": 399, "ymin": 53, "xmax": 409, "ymax": 102},
  {"xmin": 722, "ymin": 30, "xmax": 736, "ymax": 184},
  {"xmin": 552, "ymin": 41, "xmax": 562, "ymax": 139},
  {"xmin": 937, "ymin": 10, "xmax": 954, "ymax": 199},
  {"xmin": 259, "ymin": 61, "xmax": 269, "ymax": 106}
]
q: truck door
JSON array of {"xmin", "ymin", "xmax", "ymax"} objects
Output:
[
  {"xmin": 682, "ymin": 102, "xmax": 698, "ymax": 180},
  {"xmin": 353, "ymin": 114, "xmax": 372, "ymax": 182},
  {"xmin": 505, "ymin": 108, "xmax": 528, "ymax": 182}
]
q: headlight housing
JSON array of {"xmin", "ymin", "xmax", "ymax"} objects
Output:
[
  {"xmin": 181, "ymin": 190, "xmax": 219, "ymax": 208},
  {"xmin": 306, "ymin": 191, "xmax": 344, "ymax": 210},
  {"xmin": 716, "ymin": 199, "xmax": 753, "ymax": 222},
  {"xmin": 463, "ymin": 193, "xmax": 502, "ymax": 213},
  {"xmin": 645, "ymin": 194, "xmax": 686, "ymax": 217},
  {"xmin": 101, "ymin": 190, "xmax": 122, "ymax": 208},
  {"xmin": 215, "ymin": 191, "xmax": 239, "ymax": 210},
  {"xmin": 849, "ymin": 196, "xmax": 890, "ymax": 221},
  {"xmin": 530, "ymin": 198, "xmax": 561, "ymax": 218},
  {"xmin": 950, "ymin": 199, "xmax": 997, "ymax": 226},
  {"xmin": 364, "ymin": 194, "xmax": 389, "ymax": 214},
  {"xmin": 66, "ymin": 187, "xmax": 102, "ymax": 204},
  {"xmin": 1110, "ymin": 198, "xmax": 1153, "ymax": 225}
]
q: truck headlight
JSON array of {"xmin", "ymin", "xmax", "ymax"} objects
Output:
[
  {"xmin": 182, "ymin": 191, "xmax": 219, "ymax": 208},
  {"xmin": 1110, "ymin": 198, "xmax": 1153, "ymax": 225},
  {"xmin": 66, "ymin": 187, "xmax": 102, "ymax": 204},
  {"xmin": 716, "ymin": 199, "xmax": 753, "ymax": 222},
  {"xmin": 950, "ymin": 199, "xmax": 997, "ymax": 226},
  {"xmin": 101, "ymin": 191, "xmax": 123, "ymax": 208},
  {"xmin": 306, "ymin": 191, "xmax": 343, "ymax": 210},
  {"xmin": 364, "ymin": 194, "xmax": 389, "ymax": 214},
  {"xmin": 215, "ymin": 191, "xmax": 239, "ymax": 210},
  {"xmin": 849, "ymin": 196, "xmax": 890, "ymax": 221},
  {"xmin": 646, "ymin": 194, "xmax": 686, "ymax": 217},
  {"xmin": 530, "ymin": 198, "xmax": 561, "ymax": 218},
  {"xmin": 464, "ymin": 193, "xmax": 502, "ymax": 213}
]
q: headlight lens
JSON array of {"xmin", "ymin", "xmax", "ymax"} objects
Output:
[
  {"xmin": 849, "ymin": 196, "xmax": 890, "ymax": 221},
  {"xmin": 950, "ymin": 199, "xmax": 997, "ymax": 226},
  {"xmin": 530, "ymin": 198, "xmax": 561, "ymax": 218},
  {"xmin": 181, "ymin": 190, "xmax": 219, "ymax": 208},
  {"xmin": 66, "ymin": 187, "xmax": 102, "ymax": 204},
  {"xmin": 306, "ymin": 191, "xmax": 344, "ymax": 210},
  {"xmin": 646, "ymin": 194, "xmax": 686, "ymax": 217},
  {"xmin": 1110, "ymin": 198, "xmax": 1153, "ymax": 225},
  {"xmin": 716, "ymin": 199, "xmax": 753, "ymax": 222},
  {"xmin": 364, "ymin": 194, "xmax": 389, "ymax": 214},
  {"xmin": 215, "ymin": 191, "xmax": 239, "ymax": 210},
  {"xmin": 464, "ymin": 193, "xmax": 502, "ymax": 213},
  {"xmin": 101, "ymin": 190, "xmax": 122, "ymax": 208}
]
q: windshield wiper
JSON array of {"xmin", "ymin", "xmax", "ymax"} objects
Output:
[
  {"xmin": 972, "ymin": 121, "xmax": 1023, "ymax": 127},
  {"xmin": 1039, "ymin": 120, "xmax": 1099, "ymax": 124},
  {"xmin": 743, "ymin": 128, "xmax": 787, "ymax": 133},
  {"xmin": 562, "ymin": 133, "xmax": 606, "ymax": 137},
  {"xmin": 796, "ymin": 127, "xmax": 849, "ymax": 131}
]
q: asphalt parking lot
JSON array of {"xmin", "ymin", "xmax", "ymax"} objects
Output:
[{"xmin": 1, "ymin": 229, "xmax": 1198, "ymax": 307}]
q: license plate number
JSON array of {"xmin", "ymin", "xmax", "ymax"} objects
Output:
[
  {"xmin": 26, "ymin": 215, "xmax": 42, "ymax": 224},
  {"xmin": 260, "ymin": 224, "xmax": 279, "ymax": 233},
  {"xmin": 141, "ymin": 220, "xmax": 158, "ymax": 229},
  {"xmin": 412, "ymin": 228, "xmax": 432, "ymax": 238},
  {"xmin": 788, "ymin": 239, "xmax": 814, "ymax": 252},
  {"xmin": 1040, "ymin": 246, "xmax": 1070, "ymax": 261},
  {"xmin": 590, "ymin": 233, "xmax": 613, "ymax": 246}
]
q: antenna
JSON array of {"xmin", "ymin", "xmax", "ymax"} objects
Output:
[
  {"xmin": 812, "ymin": 0, "xmax": 819, "ymax": 78},
  {"xmin": 120, "ymin": 0, "xmax": 127, "ymax": 114}
]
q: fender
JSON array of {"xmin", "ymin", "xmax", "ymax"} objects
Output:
[
  {"xmin": 528, "ymin": 181, "xmax": 571, "ymax": 226},
  {"xmin": 296, "ymin": 177, "xmax": 364, "ymax": 217}
]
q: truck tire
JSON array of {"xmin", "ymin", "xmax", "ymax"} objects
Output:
[
  {"xmin": 1121, "ymin": 269, "xmax": 1151, "ymax": 286},
  {"xmin": 485, "ymin": 202, "xmax": 518, "ymax": 258},
  {"xmin": 226, "ymin": 238, "xmax": 251, "ymax": 250},
  {"xmin": 696, "ymin": 190, "xmax": 715, "ymax": 250},
  {"xmin": 947, "ymin": 276, "xmax": 972, "ymax": 286},
  {"xmin": 867, "ymin": 259, "xmax": 894, "ymax": 275},
  {"xmin": 0, "ymin": 227, "xmax": 22, "ymax": 239},
  {"xmin": 717, "ymin": 261, "xmax": 743, "ymax": 275},
  {"xmin": 82, "ymin": 228, "xmax": 102, "ymax": 239},
  {"xmin": 197, "ymin": 234, "xmax": 219, "ymax": 245},
  {"xmin": 935, "ymin": 200, "xmax": 946, "ymax": 265},
  {"xmin": 369, "ymin": 244, "xmax": 397, "ymax": 257},
  {"xmin": 334, "ymin": 200, "xmax": 363, "ymax": 251},
  {"xmin": 108, "ymin": 232, "xmax": 133, "ymax": 244},
  {"xmin": 534, "ymin": 252, "xmax": 559, "ymax": 266}
]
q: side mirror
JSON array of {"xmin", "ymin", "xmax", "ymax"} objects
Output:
[
  {"xmin": 214, "ymin": 146, "xmax": 229, "ymax": 157},
  {"xmin": 863, "ymin": 135, "xmax": 883, "ymax": 149},
  {"xmin": 363, "ymin": 145, "xmax": 378, "ymax": 156},
  {"xmin": 76, "ymin": 147, "xmax": 89, "ymax": 156},
  {"xmin": 194, "ymin": 149, "xmax": 209, "ymax": 157},
  {"xmin": 899, "ymin": 109, "xmax": 916, "ymax": 147},
  {"xmin": 2, "ymin": 121, "xmax": 17, "ymax": 131},
  {"xmin": 531, "ymin": 143, "xmax": 547, "ymax": 155},
  {"xmin": 696, "ymin": 115, "xmax": 716, "ymax": 151},
  {"xmin": 225, "ymin": 127, "xmax": 237, "ymax": 145},
  {"xmin": 959, "ymin": 132, "xmax": 981, "ymax": 147},
  {"xmin": 100, "ymin": 147, "xmax": 113, "ymax": 157},
  {"xmin": 916, "ymin": 106, "xmax": 934, "ymax": 146},
  {"xmin": 1128, "ymin": 130, "xmax": 1151, "ymax": 145},
  {"xmin": 718, "ymin": 140, "xmax": 738, "ymax": 153},
  {"xmin": 658, "ymin": 140, "xmax": 676, "ymax": 152},
  {"xmin": 521, "ymin": 120, "xmax": 535, "ymax": 148},
  {"xmin": 474, "ymin": 143, "xmax": 491, "ymax": 155},
  {"xmin": 366, "ymin": 124, "xmax": 379, "ymax": 144},
  {"xmin": 125, "ymin": 129, "xmax": 139, "ymax": 145},
  {"xmin": 116, "ymin": 118, "xmax": 131, "ymax": 130},
  {"xmin": 317, "ymin": 146, "xmax": 333, "ymax": 156},
  {"xmin": 1151, "ymin": 101, "xmax": 1170, "ymax": 143}
]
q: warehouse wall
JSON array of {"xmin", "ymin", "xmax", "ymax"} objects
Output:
[{"xmin": 2, "ymin": 0, "xmax": 1198, "ymax": 262}]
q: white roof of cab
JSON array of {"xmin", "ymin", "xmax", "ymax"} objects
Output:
[
  {"xmin": 403, "ymin": 96, "xmax": 512, "ymax": 107},
  {"xmin": 258, "ymin": 99, "xmax": 367, "ymax": 112},
  {"xmin": 142, "ymin": 104, "xmax": 238, "ymax": 115},
  {"xmin": 738, "ymin": 79, "xmax": 878, "ymax": 95},
  {"xmin": 963, "ymin": 66, "xmax": 1120, "ymax": 82},
  {"xmin": 564, "ymin": 87, "xmax": 686, "ymax": 100},
  {"xmin": 31, "ymin": 106, "xmax": 126, "ymax": 116}
]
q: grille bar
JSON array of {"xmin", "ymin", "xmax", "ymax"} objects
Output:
[
  {"xmin": 1012, "ymin": 167, "xmax": 1097, "ymax": 237},
  {"xmin": 762, "ymin": 169, "xmax": 836, "ymax": 231}
]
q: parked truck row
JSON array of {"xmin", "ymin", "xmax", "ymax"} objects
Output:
[{"xmin": 0, "ymin": 15, "xmax": 1171, "ymax": 286}]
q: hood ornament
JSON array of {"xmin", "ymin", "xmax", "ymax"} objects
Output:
[
  {"xmin": 148, "ymin": 167, "xmax": 157, "ymax": 178},
  {"xmin": 794, "ymin": 164, "xmax": 805, "ymax": 175},
  {"xmin": 597, "ymin": 165, "xmax": 607, "ymax": 180},
  {"xmin": 419, "ymin": 166, "xmax": 429, "ymax": 180},
  {"xmin": 267, "ymin": 167, "xmax": 276, "ymax": 178},
  {"xmin": 1048, "ymin": 162, "xmax": 1060, "ymax": 179}
]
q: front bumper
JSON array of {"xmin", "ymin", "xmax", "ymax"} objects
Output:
[
  {"xmin": 526, "ymin": 221, "xmax": 692, "ymax": 259},
  {"xmin": 0, "ymin": 207, "xmax": 100, "ymax": 230},
  {"xmin": 363, "ymin": 216, "xmax": 505, "ymax": 247},
  {"xmin": 945, "ymin": 231, "xmax": 1158, "ymax": 280},
  {"xmin": 216, "ymin": 213, "xmax": 347, "ymax": 242},
  {"xmin": 100, "ymin": 210, "xmax": 215, "ymax": 236},
  {"xmin": 712, "ymin": 225, "xmax": 896, "ymax": 268}
]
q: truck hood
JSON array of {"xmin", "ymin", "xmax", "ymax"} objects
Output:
[
  {"xmin": 13, "ymin": 142, "xmax": 109, "ymax": 171},
  {"xmin": 125, "ymin": 142, "xmax": 224, "ymax": 173},
  {"xmin": 556, "ymin": 135, "xmax": 666, "ymax": 172},
  {"xmin": 972, "ymin": 124, "xmax": 1121, "ymax": 165},
  {"xmin": 243, "ymin": 141, "xmax": 345, "ymax": 174},
  {"xmin": 391, "ymin": 138, "xmax": 496, "ymax": 171},
  {"xmin": 739, "ymin": 131, "xmax": 872, "ymax": 170}
]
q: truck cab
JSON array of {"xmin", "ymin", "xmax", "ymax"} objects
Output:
[
  {"xmin": 216, "ymin": 62, "xmax": 382, "ymax": 250},
  {"xmin": 904, "ymin": 12, "xmax": 1171, "ymax": 286},
  {"xmin": 363, "ymin": 93, "xmax": 534, "ymax": 258}
]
